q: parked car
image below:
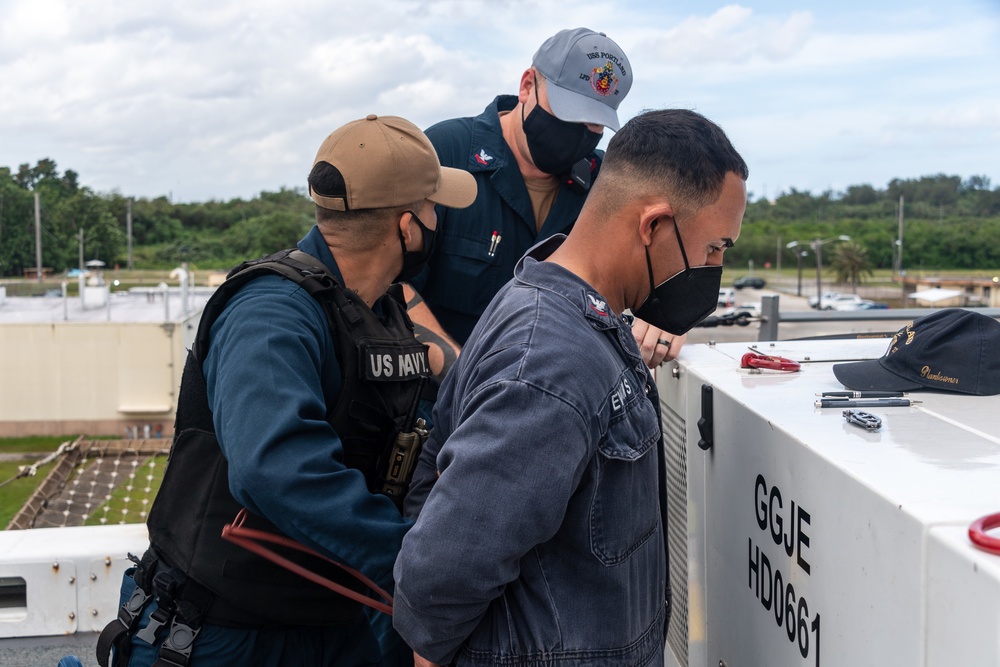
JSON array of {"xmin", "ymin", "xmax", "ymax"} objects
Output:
[
  {"xmin": 823, "ymin": 294, "xmax": 865, "ymax": 310},
  {"xmin": 835, "ymin": 299, "xmax": 890, "ymax": 311},
  {"xmin": 733, "ymin": 276, "xmax": 766, "ymax": 290},
  {"xmin": 733, "ymin": 302, "xmax": 761, "ymax": 317},
  {"xmin": 808, "ymin": 291, "xmax": 841, "ymax": 309},
  {"xmin": 718, "ymin": 288, "xmax": 736, "ymax": 309}
]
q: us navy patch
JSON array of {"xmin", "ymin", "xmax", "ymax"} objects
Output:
[{"xmin": 361, "ymin": 343, "xmax": 430, "ymax": 381}]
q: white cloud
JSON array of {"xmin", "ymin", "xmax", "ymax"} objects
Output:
[
  {"xmin": 633, "ymin": 5, "xmax": 814, "ymax": 68},
  {"xmin": 0, "ymin": 0, "xmax": 997, "ymax": 201}
]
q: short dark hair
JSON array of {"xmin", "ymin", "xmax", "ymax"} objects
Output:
[
  {"xmin": 600, "ymin": 109, "xmax": 748, "ymax": 213},
  {"xmin": 309, "ymin": 162, "xmax": 422, "ymax": 250}
]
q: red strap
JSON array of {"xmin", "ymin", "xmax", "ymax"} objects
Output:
[
  {"xmin": 221, "ymin": 508, "xmax": 394, "ymax": 615},
  {"xmin": 969, "ymin": 512, "xmax": 1000, "ymax": 556}
]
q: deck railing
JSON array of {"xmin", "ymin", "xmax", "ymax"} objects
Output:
[{"xmin": 755, "ymin": 296, "xmax": 1000, "ymax": 341}]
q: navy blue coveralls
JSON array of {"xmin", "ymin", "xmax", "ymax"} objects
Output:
[{"xmin": 409, "ymin": 95, "xmax": 602, "ymax": 344}]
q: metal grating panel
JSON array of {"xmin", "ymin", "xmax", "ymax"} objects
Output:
[{"xmin": 662, "ymin": 402, "xmax": 689, "ymax": 666}]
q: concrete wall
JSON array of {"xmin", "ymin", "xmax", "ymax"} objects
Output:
[{"xmin": 0, "ymin": 317, "xmax": 200, "ymax": 437}]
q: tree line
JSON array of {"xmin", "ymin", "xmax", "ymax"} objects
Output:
[
  {"xmin": 0, "ymin": 159, "xmax": 313, "ymax": 276},
  {"xmin": 731, "ymin": 174, "xmax": 1000, "ymax": 274},
  {"xmin": 1, "ymin": 160, "xmax": 998, "ymax": 278}
]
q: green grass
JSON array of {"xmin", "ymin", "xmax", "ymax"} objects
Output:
[
  {"xmin": 0, "ymin": 437, "xmax": 67, "ymax": 527},
  {"xmin": 730, "ymin": 266, "xmax": 1000, "ymax": 283},
  {"xmin": 0, "ymin": 459, "xmax": 57, "ymax": 528},
  {"xmin": 0, "ymin": 436, "xmax": 69, "ymax": 454},
  {"xmin": 0, "ymin": 435, "xmax": 121, "ymax": 454}
]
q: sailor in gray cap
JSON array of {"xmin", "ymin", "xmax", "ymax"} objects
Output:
[{"xmin": 401, "ymin": 28, "xmax": 686, "ymax": 380}]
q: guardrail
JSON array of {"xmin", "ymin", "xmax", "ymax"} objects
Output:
[{"xmin": 756, "ymin": 296, "xmax": 1000, "ymax": 341}]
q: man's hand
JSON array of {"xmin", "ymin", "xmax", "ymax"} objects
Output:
[
  {"xmin": 402, "ymin": 283, "xmax": 462, "ymax": 382},
  {"xmin": 632, "ymin": 317, "xmax": 685, "ymax": 368},
  {"xmin": 414, "ymin": 652, "xmax": 441, "ymax": 667}
]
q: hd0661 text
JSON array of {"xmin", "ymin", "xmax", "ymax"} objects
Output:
[{"xmin": 749, "ymin": 474, "xmax": 823, "ymax": 666}]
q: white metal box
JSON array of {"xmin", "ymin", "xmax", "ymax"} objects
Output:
[
  {"xmin": 0, "ymin": 524, "xmax": 148, "ymax": 638},
  {"xmin": 657, "ymin": 340, "xmax": 1000, "ymax": 667}
]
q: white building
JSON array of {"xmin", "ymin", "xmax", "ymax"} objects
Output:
[{"xmin": 0, "ymin": 280, "xmax": 212, "ymax": 437}]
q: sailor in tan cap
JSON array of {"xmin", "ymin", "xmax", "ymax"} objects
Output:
[{"xmin": 103, "ymin": 115, "xmax": 474, "ymax": 667}]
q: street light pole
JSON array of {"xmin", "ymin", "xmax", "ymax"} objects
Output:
[
  {"xmin": 785, "ymin": 240, "xmax": 810, "ymax": 297},
  {"xmin": 797, "ymin": 250, "xmax": 807, "ymax": 296},
  {"xmin": 811, "ymin": 235, "xmax": 851, "ymax": 306}
]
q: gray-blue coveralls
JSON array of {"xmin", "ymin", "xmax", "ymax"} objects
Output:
[{"xmin": 396, "ymin": 236, "xmax": 668, "ymax": 666}]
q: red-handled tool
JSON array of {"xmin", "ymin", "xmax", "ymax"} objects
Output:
[
  {"xmin": 741, "ymin": 351, "xmax": 801, "ymax": 372},
  {"xmin": 969, "ymin": 512, "xmax": 1000, "ymax": 556}
]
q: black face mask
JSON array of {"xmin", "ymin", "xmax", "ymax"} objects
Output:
[
  {"xmin": 395, "ymin": 210, "xmax": 436, "ymax": 282},
  {"xmin": 633, "ymin": 220, "xmax": 723, "ymax": 336},
  {"xmin": 521, "ymin": 79, "xmax": 602, "ymax": 175}
]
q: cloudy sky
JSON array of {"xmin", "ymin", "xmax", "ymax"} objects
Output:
[{"xmin": 1, "ymin": 0, "xmax": 998, "ymax": 203}]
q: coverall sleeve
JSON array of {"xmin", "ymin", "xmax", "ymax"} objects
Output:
[
  {"xmin": 204, "ymin": 276, "xmax": 411, "ymax": 589},
  {"xmin": 392, "ymin": 378, "xmax": 592, "ymax": 664}
]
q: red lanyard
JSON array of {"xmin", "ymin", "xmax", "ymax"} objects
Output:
[{"xmin": 221, "ymin": 507, "xmax": 394, "ymax": 615}]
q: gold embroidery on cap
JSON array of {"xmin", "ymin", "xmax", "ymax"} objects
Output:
[
  {"xmin": 920, "ymin": 366, "xmax": 959, "ymax": 385},
  {"xmin": 887, "ymin": 322, "xmax": 915, "ymax": 356}
]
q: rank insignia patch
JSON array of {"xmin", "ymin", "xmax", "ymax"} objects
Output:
[{"xmin": 473, "ymin": 148, "xmax": 494, "ymax": 166}]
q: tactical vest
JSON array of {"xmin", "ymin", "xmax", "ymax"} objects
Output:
[{"xmin": 145, "ymin": 248, "xmax": 429, "ymax": 627}]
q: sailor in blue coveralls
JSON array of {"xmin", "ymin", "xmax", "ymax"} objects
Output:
[{"xmin": 394, "ymin": 109, "xmax": 749, "ymax": 667}]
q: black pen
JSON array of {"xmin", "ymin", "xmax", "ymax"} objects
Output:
[
  {"xmin": 815, "ymin": 399, "xmax": 920, "ymax": 408},
  {"xmin": 818, "ymin": 391, "xmax": 905, "ymax": 398}
]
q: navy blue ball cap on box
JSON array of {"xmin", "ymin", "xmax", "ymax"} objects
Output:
[{"xmin": 832, "ymin": 308, "xmax": 1000, "ymax": 396}]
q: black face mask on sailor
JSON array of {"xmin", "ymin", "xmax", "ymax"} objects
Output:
[
  {"xmin": 395, "ymin": 210, "xmax": 436, "ymax": 282},
  {"xmin": 521, "ymin": 77, "xmax": 602, "ymax": 176},
  {"xmin": 633, "ymin": 219, "xmax": 725, "ymax": 336}
]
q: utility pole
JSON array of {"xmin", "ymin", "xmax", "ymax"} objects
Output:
[
  {"xmin": 126, "ymin": 198, "xmax": 134, "ymax": 270},
  {"xmin": 34, "ymin": 191, "xmax": 42, "ymax": 282},
  {"xmin": 897, "ymin": 195, "xmax": 904, "ymax": 278}
]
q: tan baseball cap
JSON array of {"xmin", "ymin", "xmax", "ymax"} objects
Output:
[{"xmin": 308, "ymin": 114, "xmax": 476, "ymax": 211}]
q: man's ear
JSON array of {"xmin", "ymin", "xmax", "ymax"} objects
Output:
[
  {"xmin": 517, "ymin": 68, "xmax": 535, "ymax": 105},
  {"xmin": 398, "ymin": 211, "xmax": 416, "ymax": 246},
  {"xmin": 638, "ymin": 204, "xmax": 673, "ymax": 246}
]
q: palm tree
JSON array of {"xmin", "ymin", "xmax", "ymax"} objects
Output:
[{"xmin": 831, "ymin": 242, "xmax": 874, "ymax": 293}]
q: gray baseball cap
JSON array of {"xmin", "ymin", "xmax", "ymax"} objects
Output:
[{"xmin": 532, "ymin": 27, "xmax": 633, "ymax": 131}]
